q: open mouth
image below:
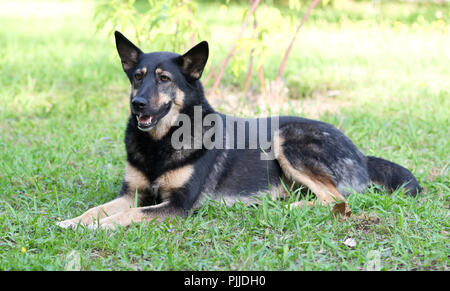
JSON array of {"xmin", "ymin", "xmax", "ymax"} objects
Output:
[{"xmin": 136, "ymin": 103, "xmax": 172, "ymax": 132}]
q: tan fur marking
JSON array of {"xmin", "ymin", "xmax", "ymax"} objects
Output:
[
  {"xmin": 90, "ymin": 207, "xmax": 146, "ymax": 229},
  {"xmin": 134, "ymin": 67, "xmax": 147, "ymax": 77},
  {"xmin": 57, "ymin": 196, "xmax": 134, "ymax": 227},
  {"xmin": 156, "ymin": 93, "xmax": 172, "ymax": 107},
  {"xmin": 174, "ymin": 88, "xmax": 185, "ymax": 107},
  {"xmin": 158, "ymin": 164, "xmax": 194, "ymax": 193},
  {"xmin": 131, "ymin": 85, "xmax": 138, "ymax": 97},
  {"xmin": 273, "ymin": 132, "xmax": 345, "ymax": 204},
  {"xmin": 149, "ymin": 89, "xmax": 185, "ymax": 140},
  {"xmin": 131, "ymin": 68, "xmax": 147, "ymax": 97},
  {"xmin": 124, "ymin": 162, "xmax": 150, "ymax": 191},
  {"xmin": 88, "ymin": 201, "xmax": 180, "ymax": 229},
  {"xmin": 56, "ymin": 163, "xmax": 147, "ymax": 228}
]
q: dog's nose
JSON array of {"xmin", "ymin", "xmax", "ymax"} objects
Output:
[{"xmin": 131, "ymin": 97, "xmax": 148, "ymax": 110}]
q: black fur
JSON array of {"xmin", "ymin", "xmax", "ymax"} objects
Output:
[{"xmin": 367, "ymin": 156, "xmax": 422, "ymax": 196}]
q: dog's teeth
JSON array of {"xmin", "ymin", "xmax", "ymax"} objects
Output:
[
  {"xmin": 149, "ymin": 117, "xmax": 153, "ymax": 123},
  {"xmin": 136, "ymin": 115, "xmax": 139, "ymax": 122}
]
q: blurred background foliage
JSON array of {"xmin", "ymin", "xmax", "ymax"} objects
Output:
[{"xmin": 93, "ymin": 0, "xmax": 449, "ymax": 94}]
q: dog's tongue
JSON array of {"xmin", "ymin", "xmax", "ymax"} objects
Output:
[{"xmin": 139, "ymin": 115, "xmax": 151, "ymax": 124}]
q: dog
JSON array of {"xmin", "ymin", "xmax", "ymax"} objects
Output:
[{"xmin": 57, "ymin": 31, "xmax": 421, "ymax": 230}]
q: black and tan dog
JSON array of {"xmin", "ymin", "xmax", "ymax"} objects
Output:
[{"xmin": 57, "ymin": 31, "xmax": 421, "ymax": 230}]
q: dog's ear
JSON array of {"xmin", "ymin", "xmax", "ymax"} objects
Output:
[
  {"xmin": 179, "ymin": 41, "xmax": 209, "ymax": 81},
  {"xmin": 114, "ymin": 31, "xmax": 143, "ymax": 72}
]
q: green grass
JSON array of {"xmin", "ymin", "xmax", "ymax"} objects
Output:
[{"xmin": 0, "ymin": 0, "xmax": 449, "ymax": 270}]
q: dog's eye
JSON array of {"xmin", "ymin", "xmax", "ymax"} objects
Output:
[
  {"xmin": 134, "ymin": 73, "xmax": 143, "ymax": 80},
  {"xmin": 160, "ymin": 75, "xmax": 170, "ymax": 82}
]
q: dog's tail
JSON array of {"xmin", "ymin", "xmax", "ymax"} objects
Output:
[{"xmin": 366, "ymin": 156, "xmax": 422, "ymax": 196}]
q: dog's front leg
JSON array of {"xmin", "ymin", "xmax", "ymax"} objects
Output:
[
  {"xmin": 87, "ymin": 201, "xmax": 186, "ymax": 230},
  {"xmin": 57, "ymin": 162, "xmax": 151, "ymax": 229},
  {"xmin": 89, "ymin": 161, "xmax": 210, "ymax": 230},
  {"xmin": 56, "ymin": 195, "xmax": 135, "ymax": 229}
]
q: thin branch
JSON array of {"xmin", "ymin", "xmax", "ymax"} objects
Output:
[
  {"xmin": 244, "ymin": 0, "xmax": 258, "ymax": 91},
  {"xmin": 244, "ymin": 50, "xmax": 254, "ymax": 90},
  {"xmin": 211, "ymin": 0, "xmax": 261, "ymax": 93},
  {"xmin": 276, "ymin": 0, "xmax": 320, "ymax": 83},
  {"xmin": 186, "ymin": 0, "xmax": 195, "ymax": 47},
  {"xmin": 204, "ymin": 60, "xmax": 223, "ymax": 85}
]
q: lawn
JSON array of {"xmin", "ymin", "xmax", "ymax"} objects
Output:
[{"xmin": 0, "ymin": 0, "xmax": 448, "ymax": 270}]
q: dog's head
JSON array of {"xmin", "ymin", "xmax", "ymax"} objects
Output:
[{"xmin": 114, "ymin": 31, "xmax": 208, "ymax": 136}]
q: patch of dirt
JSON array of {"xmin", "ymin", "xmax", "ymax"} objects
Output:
[
  {"xmin": 428, "ymin": 166, "xmax": 447, "ymax": 182},
  {"xmin": 351, "ymin": 213, "xmax": 381, "ymax": 233},
  {"xmin": 207, "ymin": 84, "xmax": 351, "ymax": 119}
]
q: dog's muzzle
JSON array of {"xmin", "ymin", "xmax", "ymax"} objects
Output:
[{"xmin": 132, "ymin": 99, "xmax": 172, "ymax": 132}]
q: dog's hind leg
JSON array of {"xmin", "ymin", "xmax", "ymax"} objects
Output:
[{"xmin": 273, "ymin": 132, "xmax": 346, "ymax": 207}]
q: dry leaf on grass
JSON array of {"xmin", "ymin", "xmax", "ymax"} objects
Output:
[
  {"xmin": 331, "ymin": 202, "xmax": 352, "ymax": 219},
  {"xmin": 343, "ymin": 238, "xmax": 357, "ymax": 248}
]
